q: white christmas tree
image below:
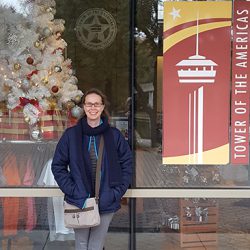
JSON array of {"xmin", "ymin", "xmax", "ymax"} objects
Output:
[{"xmin": 0, "ymin": 0, "xmax": 83, "ymax": 126}]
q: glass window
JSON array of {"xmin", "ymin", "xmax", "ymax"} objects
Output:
[
  {"xmin": 136, "ymin": 198, "xmax": 250, "ymax": 249},
  {"xmin": 135, "ymin": 0, "xmax": 250, "ymax": 188},
  {"xmin": 0, "ymin": 0, "xmax": 131, "ymax": 185},
  {"xmin": 0, "ymin": 197, "xmax": 129, "ymax": 249},
  {"xmin": 56, "ymin": 0, "xmax": 131, "ymax": 117}
]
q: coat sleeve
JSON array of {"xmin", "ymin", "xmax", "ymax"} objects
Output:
[
  {"xmin": 51, "ymin": 130, "xmax": 76, "ymax": 197},
  {"xmin": 113, "ymin": 129, "xmax": 133, "ymax": 201}
]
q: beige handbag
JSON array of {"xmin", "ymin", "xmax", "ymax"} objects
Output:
[{"xmin": 64, "ymin": 136, "xmax": 104, "ymax": 228}]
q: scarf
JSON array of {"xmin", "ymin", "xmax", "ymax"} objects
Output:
[{"xmin": 78, "ymin": 116, "xmax": 122, "ymax": 189}]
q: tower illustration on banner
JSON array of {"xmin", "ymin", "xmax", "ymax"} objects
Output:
[{"xmin": 176, "ymin": 14, "xmax": 218, "ymax": 164}]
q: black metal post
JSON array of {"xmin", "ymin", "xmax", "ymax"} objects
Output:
[{"xmin": 129, "ymin": 0, "xmax": 136, "ymax": 250}]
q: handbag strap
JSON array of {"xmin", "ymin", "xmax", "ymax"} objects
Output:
[{"xmin": 95, "ymin": 135, "xmax": 104, "ymax": 202}]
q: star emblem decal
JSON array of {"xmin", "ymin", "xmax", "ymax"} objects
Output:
[
  {"xmin": 83, "ymin": 14, "xmax": 110, "ymax": 42},
  {"xmin": 169, "ymin": 7, "xmax": 181, "ymax": 20}
]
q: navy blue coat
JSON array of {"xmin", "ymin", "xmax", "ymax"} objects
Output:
[{"xmin": 51, "ymin": 122, "xmax": 132, "ymax": 214}]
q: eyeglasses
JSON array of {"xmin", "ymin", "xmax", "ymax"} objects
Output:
[{"xmin": 84, "ymin": 102, "xmax": 103, "ymax": 108}]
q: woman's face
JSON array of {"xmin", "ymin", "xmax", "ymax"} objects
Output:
[{"xmin": 83, "ymin": 93, "xmax": 104, "ymax": 123}]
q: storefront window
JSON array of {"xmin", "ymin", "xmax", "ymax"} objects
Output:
[
  {"xmin": 0, "ymin": 197, "xmax": 129, "ymax": 249},
  {"xmin": 135, "ymin": 0, "xmax": 250, "ymax": 188},
  {"xmin": 136, "ymin": 198, "xmax": 250, "ymax": 249},
  {"xmin": 0, "ymin": 0, "xmax": 250, "ymax": 249}
]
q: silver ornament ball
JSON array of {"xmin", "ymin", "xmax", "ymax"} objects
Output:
[
  {"xmin": 54, "ymin": 65, "xmax": 62, "ymax": 72},
  {"xmin": 22, "ymin": 79, "xmax": 30, "ymax": 88},
  {"xmin": 43, "ymin": 27, "xmax": 52, "ymax": 37},
  {"xmin": 71, "ymin": 106, "xmax": 83, "ymax": 118},
  {"xmin": 69, "ymin": 76, "xmax": 78, "ymax": 85}
]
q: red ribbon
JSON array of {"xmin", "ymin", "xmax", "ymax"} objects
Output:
[
  {"xmin": 19, "ymin": 97, "xmax": 39, "ymax": 107},
  {"xmin": 27, "ymin": 70, "xmax": 38, "ymax": 80}
]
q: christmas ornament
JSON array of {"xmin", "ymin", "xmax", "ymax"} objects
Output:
[
  {"xmin": 46, "ymin": 7, "xmax": 56, "ymax": 14},
  {"xmin": 43, "ymin": 27, "xmax": 52, "ymax": 37},
  {"xmin": 26, "ymin": 57, "xmax": 34, "ymax": 65},
  {"xmin": 71, "ymin": 106, "xmax": 83, "ymax": 118},
  {"xmin": 46, "ymin": 7, "xmax": 53, "ymax": 12},
  {"xmin": 30, "ymin": 126, "xmax": 43, "ymax": 140},
  {"xmin": 74, "ymin": 95, "xmax": 81, "ymax": 103},
  {"xmin": 49, "ymin": 100, "xmax": 57, "ymax": 109},
  {"xmin": 184, "ymin": 207, "xmax": 192, "ymax": 221},
  {"xmin": 51, "ymin": 85, "xmax": 59, "ymax": 93},
  {"xmin": 66, "ymin": 101, "xmax": 75, "ymax": 109},
  {"xmin": 54, "ymin": 65, "xmax": 62, "ymax": 72},
  {"xmin": 14, "ymin": 63, "xmax": 21, "ymax": 70},
  {"xmin": 42, "ymin": 77, "xmax": 48, "ymax": 84},
  {"xmin": 22, "ymin": 79, "xmax": 30, "ymax": 89},
  {"xmin": 24, "ymin": 116, "xmax": 30, "ymax": 123},
  {"xmin": 68, "ymin": 76, "xmax": 78, "ymax": 85},
  {"xmin": 55, "ymin": 31, "xmax": 61, "ymax": 39},
  {"xmin": 34, "ymin": 41, "xmax": 40, "ymax": 48}
]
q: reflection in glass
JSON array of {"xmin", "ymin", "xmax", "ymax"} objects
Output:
[
  {"xmin": 0, "ymin": 197, "xmax": 129, "ymax": 249},
  {"xmin": 136, "ymin": 198, "xmax": 250, "ymax": 250},
  {"xmin": 135, "ymin": 1, "xmax": 249, "ymax": 188},
  {"xmin": 0, "ymin": 142, "xmax": 56, "ymax": 187}
]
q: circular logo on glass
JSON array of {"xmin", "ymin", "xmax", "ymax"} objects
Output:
[{"xmin": 75, "ymin": 8, "xmax": 117, "ymax": 51}]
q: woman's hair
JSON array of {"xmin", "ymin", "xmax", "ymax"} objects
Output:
[{"xmin": 82, "ymin": 88, "xmax": 110, "ymax": 118}]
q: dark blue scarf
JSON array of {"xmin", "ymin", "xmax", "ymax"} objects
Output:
[{"xmin": 79, "ymin": 116, "xmax": 122, "ymax": 190}]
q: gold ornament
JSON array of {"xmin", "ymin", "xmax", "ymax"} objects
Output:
[
  {"xmin": 34, "ymin": 41, "xmax": 40, "ymax": 48},
  {"xmin": 14, "ymin": 63, "xmax": 21, "ymax": 70},
  {"xmin": 74, "ymin": 95, "xmax": 81, "ymax": 103},
  {"xmin": 24, "ymin": 116, "xmax": 30, "ymax": 123},
  {"xmin": 42, "ymin": 77, "xmax": 49, "ymax": 84},
  {"xmin": 66, "ymin": 101, "xmax": 75, "ymax": 109},
  {"xmin": 49, "ymin": 101, "xmax": 57, "ymax": 110}
]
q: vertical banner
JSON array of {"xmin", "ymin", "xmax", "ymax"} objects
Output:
[
  {"xmin": 162, "ymin": 2, "xmax": 232, "ymax": 165},
  {"xmin": 231, "ymin": 0, "xmax": 250, "ymax": 165}
]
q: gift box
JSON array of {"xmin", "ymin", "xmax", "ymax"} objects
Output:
[
  {"xmin": 38, "ymin": 110, "xmax": 66, "ymax": 140},
  {"xmin": 0, "ymin": 110, "xmax": 30, "ymax": 140},
  {"xmin": 65, "ymin": 113, "xmax": 78, "ymax": 128}
]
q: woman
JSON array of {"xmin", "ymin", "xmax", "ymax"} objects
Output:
[{"xmin": 52, "ymin": 88, "xmax": 132, "ymax": 250}]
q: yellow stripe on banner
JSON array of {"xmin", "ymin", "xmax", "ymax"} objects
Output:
[
  {"xmin": 163, "ymin": 21, "xmax": 231, "ymax": 53},
  {"xmin": 164, "ymin": 2, "xmax": 232, "ymax": 31},
  {"xmin": 163, "ymin": 144, "xmax": 229, "ymax": 165}
]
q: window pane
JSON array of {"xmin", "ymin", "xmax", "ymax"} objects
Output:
[
  {"xmin": 0, "ymin": 197, "xmax": 129, "ymax": 249},
  {"xmin": 0, "ymin": 142, "xmax": 56, "ymax": 187},
  {"xmin": 136, "ymin": 198, "xmax": 250, "ymax": 249},
  {"xmin": 135, "ymin": 0, "xmax": 250, "ymax": 188},
  {"xmin": 56, "ymin": 0, "xmax": 131, "ymax": 116}
]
